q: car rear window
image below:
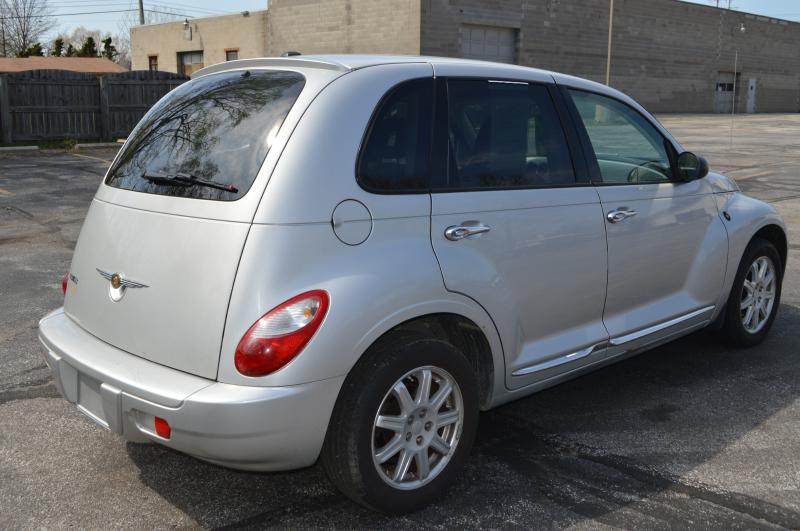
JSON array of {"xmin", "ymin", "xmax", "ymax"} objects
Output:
[{"xmin": 105, "ymin": 70, "xmax": 305, "ymax": 201}]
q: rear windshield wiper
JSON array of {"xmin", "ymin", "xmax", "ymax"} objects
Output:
[{"xmin": 142, "ymin": 171, "xmax": 238, "ymax": 193}]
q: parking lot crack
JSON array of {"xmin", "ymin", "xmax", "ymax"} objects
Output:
[
  {"xmin": 0, "ymin": 378, "xmax": 59, "ymax": 406},
  {"xmin": 551, "ymin": 438, "xmax": 800, "ymax": 529}
]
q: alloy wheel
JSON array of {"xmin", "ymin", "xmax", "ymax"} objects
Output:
[
  {"xmin": 371, "ymin": 366, "xmax": 464, "ymax": 490},
  {"xmin": 740, "ymin": 255, "xmax": 777, "ymax": 334}
]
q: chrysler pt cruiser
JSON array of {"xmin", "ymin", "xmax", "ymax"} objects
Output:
[{"xmin": 39, "ymin": 55, "xmax": 786, "ymax": 512}]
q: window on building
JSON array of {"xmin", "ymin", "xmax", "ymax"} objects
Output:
[
  {"xmin": 444, "ymin": 79, "xmax": 575, "ymax": 189},
  {"xmin": 225, "ymin": 49, "xmax": 239, "ymax": 61},
  {"xmin": 148, "ymin": 55, "xmax": 158, "ymax": 72},
  {"xmin": 178, "ymin": 51, "xmax": 204, "ymax": 76}
]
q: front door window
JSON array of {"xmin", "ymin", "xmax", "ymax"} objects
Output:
[{"xmin": 569, "ymin": 90, "xmax": 672, "ymax": 184}]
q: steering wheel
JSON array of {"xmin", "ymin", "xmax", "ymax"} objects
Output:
[{"xmin": 627, "ymin": 161, "xmax": 666, "ymax": 183}]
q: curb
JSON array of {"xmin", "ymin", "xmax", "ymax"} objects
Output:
[
  {"xmin": 75, "ymin": 143, "xmax": 122, "ymax": 150},
  {"xmin": 0, "ymin": 145, "xmax": 39, "ymax": 152}
]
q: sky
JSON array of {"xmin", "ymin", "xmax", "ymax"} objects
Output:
[
  {"xmin": 48, "ymin": 0, "xmax": 800, "ymax": 42},
  {"xmin": 49, "ymin": 0, "xmax": 268, "ymax": 39},
  {"xmin": 682, "ymin": 0, "xmax": 800, "ymax": 20}
]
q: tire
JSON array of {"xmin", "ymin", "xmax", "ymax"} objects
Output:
[
  {"xmin": 720, "ymin": 238, "xmax": 783, "ymax": 347},
  {"xmin": 321, "ymin": 332, "xmax": 479, "ymax": 513}
]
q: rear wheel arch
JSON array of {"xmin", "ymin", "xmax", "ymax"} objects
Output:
[{"xmin": 356, "ymin": 313, "xmax": 496, "ymax": 410}]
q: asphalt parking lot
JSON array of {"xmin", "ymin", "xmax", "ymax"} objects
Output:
[{"xmin": 1, "ymin": 114, "xmax": 798, "ymax": 529}]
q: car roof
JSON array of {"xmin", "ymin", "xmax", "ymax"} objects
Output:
[
  {"xmin": 191, "ymin": 54, "xmax": 678, "ymax": 150},
  {"xmin": 194, "ymin": 53, "xmax": 608, "ymax": 90}
]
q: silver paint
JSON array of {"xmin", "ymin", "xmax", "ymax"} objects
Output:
[{"xmin": 38, "ymin": 55, "xmax": 787, "ymax": 473}]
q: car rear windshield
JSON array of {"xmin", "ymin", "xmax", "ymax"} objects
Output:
[{"xmin": 105, "ymin": 70, "xmax": 305, "ymax": 201}]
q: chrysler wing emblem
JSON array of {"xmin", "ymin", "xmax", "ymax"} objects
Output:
[{"xmin": 96, "ymin": 268, "xmax": 148, "ymax": 302}]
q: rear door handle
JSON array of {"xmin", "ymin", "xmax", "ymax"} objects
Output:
[
  {"xmin": 606, "ymin": 208, "xmax": 638, "ymax": 223},
  {"xmin": 445, "ymin": 222, "xmax": 491, "ymax": 241}
]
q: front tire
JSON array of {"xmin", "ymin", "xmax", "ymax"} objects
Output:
[
  {"xmin": 720, "ymin": 238, "xmax": 783, "ymax": 347},
  {"xmin": 321, "ymin": 333, "xmax": 479, "ymax": 513}
]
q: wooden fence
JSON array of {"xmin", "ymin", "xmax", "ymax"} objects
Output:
[{"xmin": 0, "ymin": 70, "xmax": 189, "ymax": 144}]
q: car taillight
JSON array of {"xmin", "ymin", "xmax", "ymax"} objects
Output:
[
  {"xmin": 61, "ymin": 272, "xmax": 69, "ymax": 295},
  {"xmin": 235, "ymin": 290, "xmax": 329, "ymax": 377}
]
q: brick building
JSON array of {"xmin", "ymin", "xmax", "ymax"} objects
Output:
[{"xmin": 131, "ymin": 0, "xmax": 800, "ymax": 113}]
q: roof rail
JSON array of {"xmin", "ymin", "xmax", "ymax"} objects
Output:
[{"xmin": 191, "ymin": 57, "xmax": 350, "ymax": 78}]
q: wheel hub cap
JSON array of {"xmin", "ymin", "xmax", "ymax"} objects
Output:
[
  {"xmin": 371, "ymin": 366, "xmax": 464, "ymax": 490},
  {"xmin": 740, "ymin": 255, "xmax": 777, "ymax": 334}
]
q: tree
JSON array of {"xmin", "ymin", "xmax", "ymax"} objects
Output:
[
  {"xmin": 0, "ymin": 0, "xmax": 56, "ymax": 57},
  {"xmin": 16, "ymin": 40, "xmax": 42, "ymax": 57},
  {"xmin": 116, "ymin": 4, "xmax": 181, "ymax": 69},
  {"xmin": 101, "ymin": 36, "xmax": 117, "ymax": 61},
  {"xmin": 76, "ymin": 36, "xmax": 98, "ymax": 57},
  {"xmin": 60, "ymin": 27, "xmax": 126, "ymax": 65},
  {"xmin": 51, "ymin": 36, "xmax": 63, "ymax": 56},
  {"xmin": 64, "ymin": 26, "xmax": 102, "ymax": 52}
]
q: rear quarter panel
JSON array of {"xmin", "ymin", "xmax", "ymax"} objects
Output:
[
  {"xmin": 217, "ymin": 221, "xmax": 505, "ymax": 391},
  {"xmin": 218, "ymin": 64, "xmax": 506, "ymax": 392}
]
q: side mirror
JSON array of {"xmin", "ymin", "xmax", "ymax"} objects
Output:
[{"xmin": 676, "ymin": 152, "xmax": 709, "ymax": 181}]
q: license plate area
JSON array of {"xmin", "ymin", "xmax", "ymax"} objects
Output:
[{"xmin": 77, "ymin": 374, "xmax": 109, "ymax": 429}]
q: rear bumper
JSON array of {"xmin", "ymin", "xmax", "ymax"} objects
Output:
[{"xmin": 38, "ymin": 308, "xmax": 343, "ymax": 471}]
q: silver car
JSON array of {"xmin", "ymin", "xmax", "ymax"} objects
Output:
[{"xmin": 39, "ymin": 55, "xmax": 786, "ymax": 512}]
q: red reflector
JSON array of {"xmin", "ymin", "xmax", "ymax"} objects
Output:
[
  {"xmin": 61, "ymin": 272, "xmax": 69, "ymax": 295},
  {"xmin": 154, "ymin": 416, "xmax": 171, "ymax": 439}
]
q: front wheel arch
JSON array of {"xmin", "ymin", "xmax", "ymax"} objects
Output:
[
  {"xmin": 752, "ymin": 224, "xmax": 787, "ymax": 274},
  {"xmin": 718, "ymin": 237, "xmax": 783, "ymax": 346}
]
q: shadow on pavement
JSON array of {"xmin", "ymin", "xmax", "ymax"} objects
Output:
[{"xmin": 128, "ymin": 304, "xmax": 800, "ymax": 529}]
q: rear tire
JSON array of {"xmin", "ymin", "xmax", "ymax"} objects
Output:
[
  {"xmin": 720, "ymin": 238, "xmax": 782, "ymax": 347},
  {"xmin": 321, "ymin": 332, "xmax": 479, "ymax": 513}
]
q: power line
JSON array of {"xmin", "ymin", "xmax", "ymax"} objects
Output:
[
  {"xmin": 0, "ymin": 8, "xmax": 192, "ymax": 19},
  {"xmin": 46, "ymin": 0, "xmax": 232, "ymax": 15},
  {"xmin": 156, "ymin": 2, "xmax": 230, "ymax": 15},
  {"xmin": 48, "ymin": 4, "xmax": 226, "ymax": 17}
]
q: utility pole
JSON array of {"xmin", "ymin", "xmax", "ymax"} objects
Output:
[
  {"xmin": 730, "ymin": 22, "xmax": 745, "ymax": 149},
  {"xmin": 605, "ymin": 0, "xmax": 614, "ymax": 85},
  {"xmin": 138, "ymin": 0, "xmax": 145, "ymax": 25}
]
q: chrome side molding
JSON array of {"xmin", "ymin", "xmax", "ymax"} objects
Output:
[
  {"xmin": 609, "ymin": 306, "xmax": 715, "ymax": 346},
  {"xmin": 512, "ymin": 306, "xmax": 715, "ymax": 378},
  {"xmin": 512, "ymin": 342, "xmax": 608, "ymax": 377}
]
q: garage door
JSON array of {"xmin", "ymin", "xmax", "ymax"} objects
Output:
[{"xmin": 461, "ymin": 24, "xmax": 517, "ymax": 64}]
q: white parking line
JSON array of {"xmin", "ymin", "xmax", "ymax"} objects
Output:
[{"xmin": 71, "ymin": 153, "xmax": 113, "ymax": 164}]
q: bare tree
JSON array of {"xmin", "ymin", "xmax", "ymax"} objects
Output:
[
  {"xmin": 0, "ymin": 0, "xmax": 55, "ymax": 57},
  {"xmin": 116, "ymin": 5, "xmax": 182, "ymax": 68}
]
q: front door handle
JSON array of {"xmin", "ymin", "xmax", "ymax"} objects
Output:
[
  {"xmin": 445, "ymin": 222, "xmax": 491, "ymax": 241},
  {"xmin": 607, "ymin": 207, "xmax": 638, "ymax": 223}
]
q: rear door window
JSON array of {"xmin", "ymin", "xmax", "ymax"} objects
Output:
[
  {"xmin": 357, "ymin": 78, "xmax": 433, "ymax": 192},
  {"xmin": 105, "ymin": 70, "xmax": 305, "ymax": 201},
  {"xmin": 442, "ymin": 79, "xmax": 575, "ymax": 190}
]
